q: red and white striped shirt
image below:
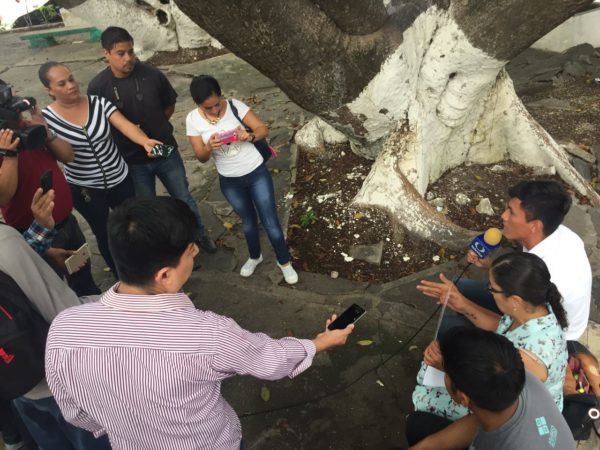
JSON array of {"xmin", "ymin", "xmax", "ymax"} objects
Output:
[{"xmin": 45, "ymin": 284, "xmax": 316, "ymax": 450}]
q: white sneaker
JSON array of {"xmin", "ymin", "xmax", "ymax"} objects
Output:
[
  {"xmin": 240, "ymin": 255, "xmax": 263, "ymax": 277},
  {"xmin": 278, "ymin": 262, "xmax": 298, "ymax": 284}
]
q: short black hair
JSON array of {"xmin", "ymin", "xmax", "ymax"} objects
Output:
[
  {"xmin": 508, "ymin": 180, "xmax": 571, "ymax": 236},
  {"xmin": 38, "ymin": 61, "xmax": 64, "ymax": 88},
  {"xmin": 107, "ymin": 197, "xmax": 197, "ymax": 286},
  {"xmin": 101, "ymin": 26, "xmax": 134, "ymax": 51},
  {"xmin": 190, "ymin": 75, "xmax": 222, "ymax": 105},
  {"xmin": 440, "ymin": 327, "xmax": 525, "ymax": 412}
]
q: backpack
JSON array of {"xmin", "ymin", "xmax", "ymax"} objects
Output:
[
  {"xmin": 228, "ymin": 100, "xmax": 278, "ymax": 162},
  {"xmin": 0, "ymin": 270, "xmax": 49, "ymax": 399}
]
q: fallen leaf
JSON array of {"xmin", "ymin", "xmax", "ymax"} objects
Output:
[
  {"xmin": 375, "ymin": 380, "xmax": 385, "ymax": 387},
  {"xmin": 289, "ymin": 224, "xmax": 302, "ymax": 229},
  {"xmin": 223, "ymin": 221, "xmax": 234, "ymax": 230},
  {"xmin": 260, "ymin": 386, "xmax": 270, "ymax": 402},
  {"xmin": 474, "ymin": 175, "xmax": 482, "ymax": 181},
  {"xmin": 185, "ymin": 291, "xmax": 193, "ymax": 297},
  {"xmin": 303, "ymin": 174, "xmax": 315, "ymax": 182},
  {"xmin": 409, "ymin": 345, "xmax": 419, "ymax": 352},
  {"xmin": 103, "ymin": 267, "xmax": 111, "ymax": 272},
  {"xmin": 353, "ymin": 212, "xmax": 365, "ymax": 220},
  {"xmin": 357, "ymin": 340, "xmax": 374, "ymax": 346}
]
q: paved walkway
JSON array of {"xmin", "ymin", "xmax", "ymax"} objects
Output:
[{"xmin": 1, "ymin": 31, "xmax": 598, "ymax": 449}]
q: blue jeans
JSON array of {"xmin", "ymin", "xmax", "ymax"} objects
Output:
[
  {"xmin": 129, "ymin": 149, "xmax": 205, "ymax": 239},
  {"xmin": 70, "ymin": 175, "xmax": 135, "ymax": 274},
  {"xmin": 12, "ymin": 396, "xmax": 110, "ymax": 450},
  {"xmin": 219, "ymin": 164, "xmax": 290, "ymax": 264}
]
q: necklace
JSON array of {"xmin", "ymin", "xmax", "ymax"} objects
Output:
[{"xmin": 201, "ymin": 108, "xmax": 221, "ymax": 125}]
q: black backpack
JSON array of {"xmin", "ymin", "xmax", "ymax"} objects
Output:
[{"xmin": 0, "ymin": 270, "xmax": 49, "ymax": 399}]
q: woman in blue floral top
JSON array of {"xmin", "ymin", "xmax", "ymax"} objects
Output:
[{"xmin": 413, "ymin": 252, "xmax": 568, "ymax": 421}]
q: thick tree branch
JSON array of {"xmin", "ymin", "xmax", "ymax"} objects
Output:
[
  {"xmin": 311, "ymin": 0, "xmax": 389, "ymax": 34},
  {"xmin": 173, "ymin": 0, "xmax": 426, "ymax": 114},
  {"xmin": 452, "ymin": 0, "xmax": 595, "ymax": 60}
]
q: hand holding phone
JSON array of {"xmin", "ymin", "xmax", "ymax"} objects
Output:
[
  {"xmin": 64, "ymin": 243, "xmax": 91, "ymax": 275},
  {"xmin": 216, "ymin": 129, "xmax": 239, "ymax": 145},
  {"xmin": 150, "ymin": 144, "xmax": 175, "ymax": 158},
  {"xmin": 40, "ymin": 169, "xmax": 53, "ymax": 193},
  {"xmin": 328, "ymin": 303, "xmax": 366, "ymax": 330}
]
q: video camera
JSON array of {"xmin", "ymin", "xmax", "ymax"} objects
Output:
[{"xmin": 0, "ymin": 83, "xmax": 48, "ymax": 152}]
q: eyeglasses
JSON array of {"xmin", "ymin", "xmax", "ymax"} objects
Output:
[{"xmin": 486, "ymin": 284, "xmax": 504, "ymax": 295}]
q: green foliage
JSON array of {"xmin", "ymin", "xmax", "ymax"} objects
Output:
[
  {"xmin": 300, "ymin": 209, "xmax": 317, "ymax": 227},
  {"xmin": 37, "ymin": 4, "xmax": 59, "ymax": 23}
]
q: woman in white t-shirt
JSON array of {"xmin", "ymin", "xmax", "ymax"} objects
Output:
[{"xmin": 186, "ymin": 75, "xmax": 297, "ymax": 284}]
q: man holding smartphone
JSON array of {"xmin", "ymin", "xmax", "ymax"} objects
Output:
[
  {"xmin": 45, "ymin": 197, "xmax": 354, "ymax": 450},
  {"xmin": 87, "ymin": 27, "xmax": 216, "ymax": 255},
  {"xmin": 0, "ymin": 80, "xmax": 99, "ymax": 296}
]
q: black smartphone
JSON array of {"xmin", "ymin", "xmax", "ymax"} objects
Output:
[
  {"xmin": 328, "ymin": 303, "xmax": 366, "ymax": 330},
  {"xmin": 40, "ymin": 169, "xmax": 53, "ymax": 193}
]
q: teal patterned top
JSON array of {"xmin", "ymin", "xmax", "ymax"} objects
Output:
[{"xmin": 412, "ymin": 307, "xmax": 567, "ymax": 420}]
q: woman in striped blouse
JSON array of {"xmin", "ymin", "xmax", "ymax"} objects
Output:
[{"xmin": 38, "ymin": 61, "xmax": 161, "ymax": 275}]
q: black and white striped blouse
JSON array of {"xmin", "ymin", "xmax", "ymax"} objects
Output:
[{"xmin": 42, "ymin": 95, "xmax": 128, "ymax": 189}]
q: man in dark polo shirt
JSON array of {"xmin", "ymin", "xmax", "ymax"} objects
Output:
[
  {"xmin": 0, "ymin": 80, "xmax": 100, "ymax": 296},
  {"xmin": 87, "ymin": 26, "xmax": 216, "ymax": 255}
]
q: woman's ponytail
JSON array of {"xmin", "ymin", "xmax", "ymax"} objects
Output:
[{"xmin": 546, "ymin": 282, "xmax": 568, "ymax": 330}]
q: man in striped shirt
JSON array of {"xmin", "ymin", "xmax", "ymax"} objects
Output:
[{"xmin": 46, "ymin": 197, "xmax": 354, "ymax": 450}]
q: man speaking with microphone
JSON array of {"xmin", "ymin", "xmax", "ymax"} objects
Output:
[{"xmin": 420, "ymin": 180, "xmax": 592, "ymax": 342}]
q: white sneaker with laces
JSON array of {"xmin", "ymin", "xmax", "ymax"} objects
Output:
[
  {"xmin": 240, "ymin": 255, "xmax": 263, "ymax": 277},
  {"xmin": 278, "ymin": 262, "xmax": 298, "ymax": 284}
]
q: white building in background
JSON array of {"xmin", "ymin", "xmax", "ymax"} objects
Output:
[{"xmin": 532, "ymin": 1, "xmax": 600, "ymax": 52}]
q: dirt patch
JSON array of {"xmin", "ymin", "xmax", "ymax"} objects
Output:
[
  {"xmin": 520, "ymin": 75, "xmax": 600, "ymax": 147},
  {"xmin": 287, "ymin": 147, "xmax": 462, "ymax": 283}
]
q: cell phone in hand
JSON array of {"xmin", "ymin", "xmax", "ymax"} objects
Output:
[
  {"xmin": 40, "ymin": 169, "xmax": 53, "ymax": 193},
  {"xmin": 328, "ymin": 303, "xmax": 366, "ymax": 330},
  {"xmin": 150, "ymin": 144, "xmax": 175, "ymax": 158},
  {"xmin": 64, "ymin": 243, "xmax": 91, "ymax": 275},
  {"xmin": 216, "ymin": 129, "xmax": 239, "ymax": 145}
]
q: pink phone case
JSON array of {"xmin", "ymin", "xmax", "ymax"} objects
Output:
[{"xmin": 217, "ymin": 129, "xmax": 239, "ymax": 145}]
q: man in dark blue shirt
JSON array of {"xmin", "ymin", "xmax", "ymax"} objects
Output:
[{"xmin": 88, "ymin": 27, "xmax": 216, "ymax": 255}]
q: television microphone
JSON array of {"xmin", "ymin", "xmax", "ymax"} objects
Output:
[{"xmin": 469, "ymin": 227, "xmax": 502, "ymax": 259}]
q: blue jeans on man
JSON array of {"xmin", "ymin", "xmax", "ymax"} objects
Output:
[
  {"xmin": 12, "ymin": 396, "xmax": 110, "ymax": 450},
  {"xmin": 128, "ymin": 149, "xmax": 207, "ymax": 241},
  {"xmin": 219, "ymin": 163, "xmax": 290, "ymax": 264}
]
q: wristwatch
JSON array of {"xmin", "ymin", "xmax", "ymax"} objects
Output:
[
  {"xmin": 248, "ymin": 133, "xmax": 256, "ymax": 143},
  {"xmin": 0, "ymin": 149, "xmax": 18, "ymax": 157}
]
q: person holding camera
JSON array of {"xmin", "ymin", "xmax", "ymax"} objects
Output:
[
  {"xmin": 0, "ymin": 79, "xmax": 100, "ymax": 297},
  {"xmin": 38, "ymin": 61, "xmax": 162, "ymax": 275},
  {"xmin": 186, "ymin": 75, "xmax": 298, "ymax": 284}
]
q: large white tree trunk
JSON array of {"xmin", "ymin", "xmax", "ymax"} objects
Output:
[{"xmin": 305, "ymin": 6, "xmax": 599, "ymax": 248}]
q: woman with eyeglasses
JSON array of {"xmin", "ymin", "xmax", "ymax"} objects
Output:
[
  {"xmin": 38, "ymin": 61, "xmax": 161, "ymax": 275},
  {"xmin": 411, "ymin": 252, "xmax": 568, "ymax": 421}
]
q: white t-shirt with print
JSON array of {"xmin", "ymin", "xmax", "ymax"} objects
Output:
[{"xmin": 186, "ymin": 98, "xmax": 263, "ymax": 177}]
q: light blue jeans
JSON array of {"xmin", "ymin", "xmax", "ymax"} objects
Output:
[
  {"xmin": 219, "ymin": 163, "xmax": 290, "ymax": 264},
  {"xmin": 129, "ymin": 149, "xmax": 205, "ymax": 239}
]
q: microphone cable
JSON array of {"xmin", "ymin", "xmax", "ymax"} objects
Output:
[{"xmin": 238, "ymin": 262, "xmax": 472, "ymax": 418}]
